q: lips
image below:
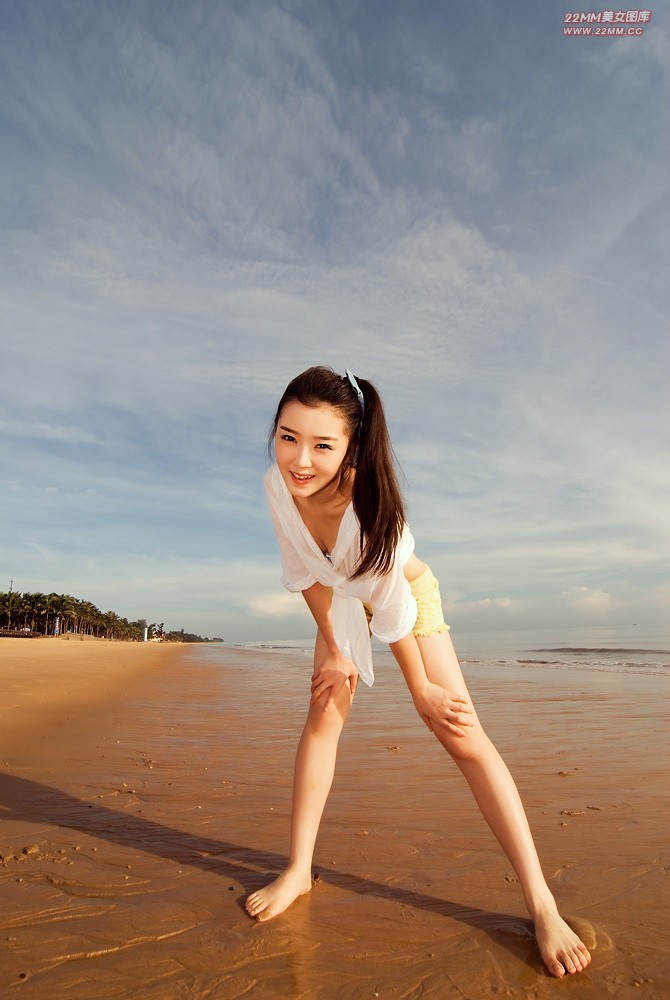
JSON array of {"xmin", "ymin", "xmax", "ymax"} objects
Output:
[{"xmin": 290, "ymin": 471, "xmax": 315, "ymax": 486}]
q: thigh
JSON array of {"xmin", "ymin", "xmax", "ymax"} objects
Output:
[
  {"xmin": 416, "ymin": 630, "xmax": 481, "ymax": 725},
  {"xmin": 309, "ymin": 629, "xmax": 355, "ymax": 722}
]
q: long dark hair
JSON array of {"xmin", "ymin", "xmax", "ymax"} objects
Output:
[{"xmin": 269, "ymin": 366, "xmax": 405, "ymax": 579}]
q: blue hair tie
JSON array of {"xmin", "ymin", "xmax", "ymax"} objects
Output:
[{"xmin": 344, "ymin": 369, "xmax": 365, "ymax": 465}]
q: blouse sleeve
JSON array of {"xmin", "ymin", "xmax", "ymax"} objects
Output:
[{"xmin": 366, "ymin": 526, "xmax": 417, "ymax": 644}]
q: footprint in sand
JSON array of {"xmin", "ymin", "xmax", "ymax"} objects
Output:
[
  {"xmin": 564, "ymin": 915, "xmax": 610, "ymax": 952},
  {"xmin": 487, "ymin": 913, "xmax": 605, "ymax": 956}
]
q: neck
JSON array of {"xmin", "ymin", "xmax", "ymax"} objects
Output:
[{"xmin": 294, "ymin": 468, "xmax": 354, "ymax": 514}]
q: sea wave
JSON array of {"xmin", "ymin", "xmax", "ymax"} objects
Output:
[
  {"xmin": 531, "ymin": 647, "xmax": 670, "ymax": 655},
  {"xmin": 229, "ymin": 638, "xmax": 670, "ymax": 677},
  {"xmin": 460, "ymin": 657, "xmax": 670, "ymax": 677}
]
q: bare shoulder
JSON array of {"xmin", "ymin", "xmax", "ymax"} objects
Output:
[{"xmin": 403, "ymin": 554, "xmax": 427, "ymax": 582}]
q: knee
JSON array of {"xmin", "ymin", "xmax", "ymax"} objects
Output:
[
  {"xmin": 434, "ymin": 722, "xmax": 491, "ymax": 764},
  {"xmin": 305, "ymin": 691, "xmax": 350, "ymax": 737}
]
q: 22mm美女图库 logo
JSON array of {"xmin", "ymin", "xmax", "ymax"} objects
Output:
[
  {"xmin": 563, "ymin": 9, "xmax": 652, "ymax": 23},
  {"xmin": 563, "ymin": 9, "xmax": 652, "ymax": 35}
]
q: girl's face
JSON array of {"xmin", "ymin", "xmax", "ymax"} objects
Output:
[{"xmin": 275, "ymin": 400, "xmax": 351, "ymax": 500}]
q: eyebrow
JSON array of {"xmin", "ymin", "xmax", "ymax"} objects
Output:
[{"xmin": 279, "ymin": 424, "xmax": 339, "ymax": 441}]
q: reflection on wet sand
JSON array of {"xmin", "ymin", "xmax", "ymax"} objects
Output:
[{"xmin": 0, "ymin": 641, "xmax": 666, "ymax": 998}]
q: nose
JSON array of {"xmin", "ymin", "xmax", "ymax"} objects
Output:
[{"xmin": 296, "ymin": 443, "xmax": 312, "ymax": 469}]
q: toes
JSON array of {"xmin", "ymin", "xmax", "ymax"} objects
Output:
[
  {"xmin": 245, "ymin": 890, "xmax": 276, "ymax": 920},
  {"xmin": 544, "ymin": 946, "xmax": 588, "ymax": 977},
  {"xmin": 564, "ymin": 946, "xmax": 590, "ymax": 973},
  {"xmin": 548, "ymin": 959, "xmax": 566, "ymax": 978},
  {"xmin": 574, "ymin": 948, "xmax": 591, "ymax": 972},
  {"xmin": 556, "ymin": 948, "xmax": 590, "ymax": 975},
  {"xmin": 245, "ymin": 895, "xmax": 265, "ymax": 917}
]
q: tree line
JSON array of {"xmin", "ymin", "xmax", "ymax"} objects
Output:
[{"xmin": 0, "ymin": 590, "xmax": 222, "ymax": 643}]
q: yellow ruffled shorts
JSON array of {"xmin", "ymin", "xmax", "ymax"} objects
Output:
[{"xmin": 364, "ymin": 564, "xmax": 450, "ymax": 639}]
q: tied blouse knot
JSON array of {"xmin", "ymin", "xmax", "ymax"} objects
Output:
[{"xmin": 265, "ymin": 465, "xmax": 417, "ymax": 686}]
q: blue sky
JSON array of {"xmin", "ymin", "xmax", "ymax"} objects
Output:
[{"xmin": 1, "ymin": 0, "xmax": 667, "ymax": 641}]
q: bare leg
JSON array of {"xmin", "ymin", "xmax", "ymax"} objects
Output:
[
  {"xmin": 245, "ymin": 633, "xmax": 353, "ymax": 921},
  {"xmin": 393, "ymin": 630, "xmax": 592, "ymax": 977}
]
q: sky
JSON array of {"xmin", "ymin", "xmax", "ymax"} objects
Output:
[{"xmin": 1, "ymin": 0, "xmax": 668, "ymax": 642}]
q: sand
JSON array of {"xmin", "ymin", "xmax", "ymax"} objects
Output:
[{"xmin": 0, "ymin": 637, "xmax": 668, "ymax": 999}]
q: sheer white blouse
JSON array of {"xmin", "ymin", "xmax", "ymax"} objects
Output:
[{"xmin": 264, "ymin": 464, "xmax": 417, "ymax": 686}]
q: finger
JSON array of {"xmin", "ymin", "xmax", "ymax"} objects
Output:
[
  {"xmin": 311, "ymin": 673, "xmax": 331, "ymax": 694},
  {"xmin": 324, "ymin": 689, "xmax": 340, "ymax": 711},
  {"xmin": 314, "ymin": 689, "xmax": 335, "ymax": 708},
  {"xmin": 325, "ymin": 678, "xmax": 346, "ymax": 708},
  {"xmin": 449, "ymin": 713, "xmax": 473, "ymax": 727},
  {"xmin": 435, "ymin": 716, "xmax": 466, "ymax": 736},
  {"xmin": 445, "ymin": 717, "xmax": 467, "ymax": 736},
  {"xmin": 310, "ymin": 682, "xmax": 328, "ymax": 703},
  {"xmin": 324, "ymin": 678, "xmax": 341, "ymax": 705}
]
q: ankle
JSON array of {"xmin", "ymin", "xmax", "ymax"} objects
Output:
[
  {"xmin": 284, "ymin": 861, "xmax": 314, "ymax": 881},
  {"xmin": 523, "ymin": 886, "xmax": 560, "ymax": 922}
]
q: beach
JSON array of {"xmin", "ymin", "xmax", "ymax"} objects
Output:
[{"xmin": 1, "ymin": 637, "xmax": 668, "ymax": 999}]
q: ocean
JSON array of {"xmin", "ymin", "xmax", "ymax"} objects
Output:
[{"xmin": 228, "ymin": 623, "xmax": 670, "ymax": 678}]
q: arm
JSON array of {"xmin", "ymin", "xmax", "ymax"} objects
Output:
[
  {"xmin": 302, "ymin": 582, "xmax": 359, "ymax": 708},
  {"xmin": 389, "ymin": 632, "xmax": 472, "ymax": 736},
  {"xmin": 366, "ymin": 555, "xmax": 470, "ymax": 735},
  {"xmin": 264, "ymin": 470, "xmax": 356, "ymax": 704}
]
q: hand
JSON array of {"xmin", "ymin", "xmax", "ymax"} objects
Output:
[
  {"xmin": 413, "ymin": 682, "xmax": 473, "ymax": 736},
  {"xmin": 310, "ymin": 650, "xmax": 359, "ymax": 710}
]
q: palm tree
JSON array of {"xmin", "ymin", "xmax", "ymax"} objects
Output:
[
  {"xmin": 101, "ymin": 611, "xmax": 122, "ymax": 640},
  {"xmin": 58, "ymin": 594, "xmax": 78, "ymax": 636},
  {"xmin": 39, "ymin": 593, "xmax": 61, "ymax": 636},
  {"xmin": 0, "ymin": 589, "xmax": 24, "ymax": 630},
  {"xmin": 76, "ymin": 600, "xmax": 102, "ymax": 637},
  {"xmin": 22, "ymin": 592, "xmax": 44, "ymax": 633}
]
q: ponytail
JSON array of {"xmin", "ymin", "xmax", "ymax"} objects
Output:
[{"xmin": 350, "ymin": 377, "xmax": 405, "ymax": 579}]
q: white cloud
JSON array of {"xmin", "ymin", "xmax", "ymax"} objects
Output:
[
  {"xmin": 0, "ymin": 420, "xmax": 101, "ymax": 446},
  {"xmin": 562, "ymin": 586, "xmax": 611, "ymax": 613},
  {"xmin": 475, "ymin": 597, "xmax": 513, "ymax": 609},
  {"xmin": 247, "ymin": 592, "xmax": 310, "ymax": 620},
  {"xmin": 0, "ymin": 1, "xmax": 666, "ymax": 638}
]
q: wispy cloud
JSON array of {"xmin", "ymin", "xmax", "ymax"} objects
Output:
[{"xmin": 0, "ymin": 1, "xmax": 666, "ymax": 637}]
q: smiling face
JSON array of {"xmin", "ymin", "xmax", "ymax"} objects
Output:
[{"xmin": 274, "ymin": 400, "xmax": 352, "ymax": 501}]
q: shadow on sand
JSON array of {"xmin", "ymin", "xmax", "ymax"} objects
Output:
[{"xmin": 0, "ymin": 771, "xmax": 541, "ymax": 971}]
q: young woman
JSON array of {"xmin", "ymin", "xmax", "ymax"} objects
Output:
[{"xmin": 245, "ymin": 366, "xmax": 592, "ymax": 978}]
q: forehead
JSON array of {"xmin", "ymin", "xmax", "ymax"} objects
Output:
[{"xmin": 278, "ymin": 400, "xmax": 349, "ymax": 438}]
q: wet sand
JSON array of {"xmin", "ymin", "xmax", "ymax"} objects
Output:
[{"xmin": 0, "ymin": 638, "xmax": 668, "ymax": 999}]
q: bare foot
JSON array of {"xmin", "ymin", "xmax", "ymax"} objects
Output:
[
  {"xmin": 245, "ymin": 868, "xmax": 313, "ymax": 921},
  {"xmin": 533, "ymin": 906, "xmax": 592, "ymax": 977}
]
